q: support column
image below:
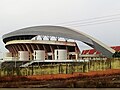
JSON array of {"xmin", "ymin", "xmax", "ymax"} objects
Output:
[
  {"xmin": 41, "ymin": 35, "xmax": 44, "ymax": 40},
  {"xmin": 49, "ymin": 45, "xmax": 54, "ymax": 60},
  {"xmin": 25, "ymin": 44, "xmax": 32, "ymax": 60},
  {"xmin": 66, "ymin": 46, "xmax": 69, "ymax": 59},
  {"xmin": 75, "ymin": 46, "xmax": 79, "ymax": 60},
  {"xmin": 55, "ymin": 37, "xmax": 60, "ymax": 41},
  {"xmin": 36, "ymin": 44, "xmax": 40, "ymax": 50},
  {"xmin": 21, "ymin": 44, "xmax": 26, "ymax": 51},
  {"xmin": 42, "ymin": 45, "xmax": 48, "ymax": 59},
  {"xmin": 17, "ymin": 44, "xmax": 22, "ymax": 51},
  {"xmin": 47, "ymin": 36, "xmax": 51, "ymax": 40}
]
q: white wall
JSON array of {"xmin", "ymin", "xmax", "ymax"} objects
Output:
[
  {"xmin": 18, "ymin": 51, "xmax": 29, "ymax": 61},
  {"xmin": 54, "ymin": 49, "xmax": 67, "ymax": 60},
  {"xmin": 34, "ymin": 50, "xmax": 45, "ymax": 60}
]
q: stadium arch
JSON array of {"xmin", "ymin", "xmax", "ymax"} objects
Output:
[{"xmin": 2, "ymin": 25, "xmax": 115, "ymax": 58}]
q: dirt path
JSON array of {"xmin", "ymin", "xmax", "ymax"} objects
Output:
[{"xmin": 0, "ymin": 69, "xmax": 120, "ymax": 88}]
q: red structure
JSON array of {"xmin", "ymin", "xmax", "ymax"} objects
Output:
[{"xmin": 82, "ymin": 46, "xmax": 120, "ymax": 55}]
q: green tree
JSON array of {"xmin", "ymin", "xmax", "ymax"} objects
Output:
[{"xmin": 112, "ymin": 51, "xmax": 120, "ymax": 58}]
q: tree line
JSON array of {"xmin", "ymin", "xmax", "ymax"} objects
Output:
[{"xmin": 112, "ymin": 51, "xmax": 120, "ymax": 58}]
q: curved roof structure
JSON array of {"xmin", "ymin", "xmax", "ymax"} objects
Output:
[{"xmin": 2, "ymin": 25, "xmax": 115, "ymax": 58}]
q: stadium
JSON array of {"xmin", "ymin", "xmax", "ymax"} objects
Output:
[{"xmin": 1, "ymin": 25, "xmax": 119, "ymax": 76}]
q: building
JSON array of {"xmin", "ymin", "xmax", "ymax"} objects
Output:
[
  {"xmin": 81, "ymin": 46, "xmax": 120, "ymax": 59},
  {"xmin": 2, "ymin": 25, "xmax": 115, "ymax": 61},
  {"xmin": 1, "ymin": 25, "xmax": 117, "ymax": 75}
]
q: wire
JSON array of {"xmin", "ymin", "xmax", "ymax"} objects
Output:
[
  {"xmin": 62, "ymin": 17, "xmax": 120, "ymax": 26},
  {"xmin": 67, "ymin": 19, "xmax": 120, "ymax": 27},
  {"xmin": 58, "ymin": 14, "xmax": 120, "ymax": 24},
  {"xmin": 56, "ymin": 13, "xmax": 120, "ymax": 26}
]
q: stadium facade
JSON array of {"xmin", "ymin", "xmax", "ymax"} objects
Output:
[
  {"xmin": 1, "ymin": 25, "xmax": 119, "ymax": 76},
  {"xmin": 2, "ymin": 25, "xmax": 115, "ymax": 61}
]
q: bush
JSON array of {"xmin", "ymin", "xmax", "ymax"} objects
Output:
[{"xmin": 112, "ymin": 51, "xmax": 120, "ymax": 58}]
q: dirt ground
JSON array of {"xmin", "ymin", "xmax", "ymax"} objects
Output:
[{"xmin": 0, "ymin": 69, "xmax": 120, "ymax": 88}]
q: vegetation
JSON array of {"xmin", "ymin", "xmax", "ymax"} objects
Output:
[{"xmin": 112, "ymin": 51, "xmax": 120, "ymax": 58}]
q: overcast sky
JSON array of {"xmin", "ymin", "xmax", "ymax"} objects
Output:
[{"xmin": 0, "ymin": 0, "xmax": 120, "ymax": 56}]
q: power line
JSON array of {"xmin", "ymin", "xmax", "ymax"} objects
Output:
[
  {"xmin": 56, "ymin": 13, "xmax": 120, "ymax": 26},
  {"xmin": 62, "ymin": 17, "xmax": 120, "ymax": 26},
  {"xmin": 67, "ymin": 18, "xmax": 120, "ymax": 27}
]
